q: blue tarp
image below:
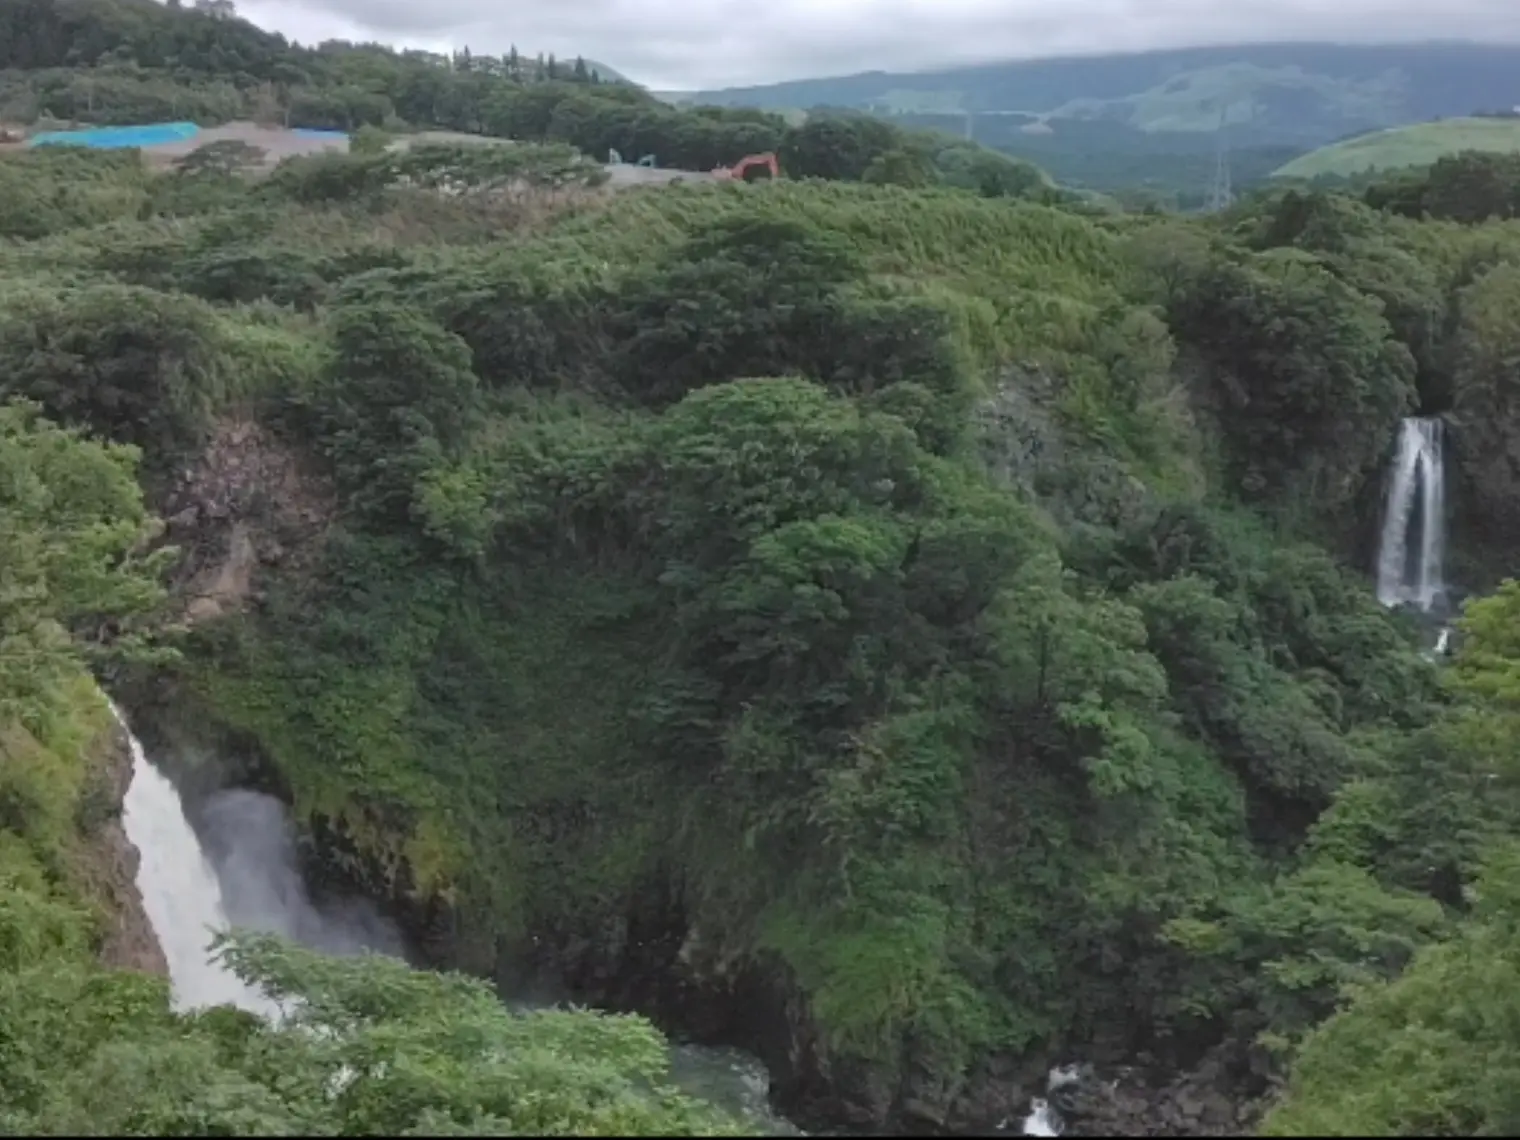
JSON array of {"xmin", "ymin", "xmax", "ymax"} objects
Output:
[
  {"xmin": 290, "ymin": 128, "xmax": 349, "ymax": 140},
  {"xmin": 27, "ymin": 122, "xmax": 201, "ymax": 149}
]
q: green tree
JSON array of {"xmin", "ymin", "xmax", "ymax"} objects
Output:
[
  {"xmin": 1450, "ymin": 265, "xmax": 1520, "ymax": 565},
  {"xmin": 307, "ymin": 296, "xmax": 484, "ymax": 525},
  {"xmin": 1158, "ymin": 245, "xmax": 1416, "ymax": 514},
  {"xmin": 0, "ymin": 281, "xmax": 230, "ymax": 459},
  {"xmin": 0, "ymin": 933, "xmax": 749, "ymax": 1135},
  {"xmin": 861, "ymin": 148, "xmax": 936, "ymax": 188},
  {"xmin": 1261, "ymin": 845, "xmax": 1520, "ymax": 1137},
  {"xmin": 780, "ymin": 114, "xmax": 900, "ymax": 181},
  {"xmin": 0, "ymin": 401, "xmax": 172, "ymax": 732}
]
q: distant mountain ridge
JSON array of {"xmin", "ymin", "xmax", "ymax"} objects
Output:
[
  {"xmin": 677, "ymin": 41, "xmax": 1520, "ymax": 150},
  {"xmin": 662, "ymin": 41, "xmax": 1520, "ymax": 204}
]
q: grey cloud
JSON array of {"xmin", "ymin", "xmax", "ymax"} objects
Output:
[{"xmin": 238, "ymin": 0, "xmax": 1520, "ymax": 91}]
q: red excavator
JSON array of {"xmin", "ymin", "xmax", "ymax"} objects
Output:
[{"xmin": 711, "ymin": 152, "xmax": 779, "ymax": 181}]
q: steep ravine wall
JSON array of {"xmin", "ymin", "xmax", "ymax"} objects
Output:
[
  {"xmin": 130, "ymin": 417, "xmax": 975, "ymax": 1130},
  {"xmin": 75, "ymin": 413, "xmax": 324, "ymax": 984},
  {"xmin": 129, "ymin": 680, "xmax": 1010, "ymax": 1133},
  {"xmin": 128, "ymin": 413, "xmax": 1281, "ymax": 1135},
  {"xmin": 76, "ymin": 706, "xmax": 169, "ymax": 977}
]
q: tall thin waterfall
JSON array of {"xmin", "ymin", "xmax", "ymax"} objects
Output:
[{"xmin": 1375, "ymin": 417, "xmax": 1446, "ymax": 612}]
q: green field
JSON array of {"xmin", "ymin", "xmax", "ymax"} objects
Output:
[{"xmin": 1276, "ymin": 117, "xmax": 1520, "ymax": 179}]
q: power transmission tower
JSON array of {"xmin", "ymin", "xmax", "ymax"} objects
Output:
[{"xmin": 1206, "ymin": 110, "xmax": 1233, "ymax": 212}]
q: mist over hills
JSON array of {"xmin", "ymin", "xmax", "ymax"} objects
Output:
[
  {"xmin": 676, "ymin": 42, "xmax": 1520, "ymax": 141},
  {"xmin": 664, "ymin": 41, "xmax": 1520, "ymax": 203}
]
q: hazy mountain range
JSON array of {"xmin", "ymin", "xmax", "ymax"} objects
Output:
[
  {"xmin": 657, "ymin": 41, "xmax": 1520, "ymax": 202},
  {"xmin": 670, "ymin": 42, "xmax": 1520, "ymax": 145}
]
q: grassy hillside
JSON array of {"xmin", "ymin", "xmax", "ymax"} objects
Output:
[
  {"xmin": 1276, "ymin": 117, "xmax": 1520, "ymax": 180},
  {"xmin": 885, "ymin": 111, "xmax": 1300, "ymax": 203},
  {"xmin": 1041, "ymin": 60, "xmax": 1400, "ymax": 136}
]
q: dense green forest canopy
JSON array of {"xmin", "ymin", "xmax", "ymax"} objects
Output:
[{"xmin": 8, "ymin": 4, "xmax": 1520, "ymax": 1136}]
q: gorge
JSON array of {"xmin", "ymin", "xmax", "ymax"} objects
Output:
[
  {"xmin": 8, "ymin": 5, "xmax": 1520, "ymax": 1132},
  {"xmin": 112, "ymin": 702, "xmax": 793, "ymax": 1130}
]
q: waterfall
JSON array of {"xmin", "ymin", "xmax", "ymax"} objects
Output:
[
  {"xmin": 117, "ymin": 703, "xmax": 405, "ymax": 1018},
  {"xmin": 116, "ymin": 703, "xmax": 280, "ymax": 1016},
  {"xmin": 113, "ymin": 702, "xmax": 793, "ymax": 1131},
  {"xmin": 1021, "ymin": 1099, "xmax": 1061, "ymax": 1136},
  {"xmin": 1375, "ymin": 417, "xmax": 1446, "ymax": 613},
  {"xmin": 1014, "ymin": 1065, "xmax": 1081, "ymax": 1135}
]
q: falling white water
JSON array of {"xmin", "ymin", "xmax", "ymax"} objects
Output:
[
  {"xmin": 1047, "ymin": 1065, "xmax": 1082, "ymax": 1091},
  {"xmin": 1022, "ymin": 1098, "xmax": 1061, "ymax": 1137},
  {"xmin": 116, "ymin": 703, "xmax": 281, "ymax": 1017},
  {"xmin": 1017, "ymin": 1065, "xmax": 1081, "ymax": 1136},
  {"xmin": 1375, "ymin": 417, "xmax": 1446, "ymax": 613}
]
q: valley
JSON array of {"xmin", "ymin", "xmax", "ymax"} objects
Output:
[{"xmin": 6, "ymin": 3, "xmax": 1520, "ymax": 1137}]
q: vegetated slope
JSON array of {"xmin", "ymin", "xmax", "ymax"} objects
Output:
[
  {"xmin": 13, "ymin": 5, "xmax": 1520, "ymax": 1131},
  {"xmin": 580, "ymin": 58, "xmax": 631, "ymax": 84},
  {"xmin": 11, "ymin": 108, "xmax": 1520, "ymax": 1136},
  {"xmin": 0, "ymin": 0, "xmax": 1058, "ymax": 199},
  {"xmin": 1276, "ymin": 117, "xmax": 1520, "ymax": 180},
  {"xmin": 1356, "ymin": 148, "xmax": 1520, "ymax": 226}
]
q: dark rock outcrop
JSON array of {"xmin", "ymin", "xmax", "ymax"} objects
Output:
[
  {"xmin": 159, "ymin": 416, "xmax": 337, "ymax": 625},
  {"xmin": 1056, "ymin": 1048, "xmax": 1271, "ymax": 1137}
]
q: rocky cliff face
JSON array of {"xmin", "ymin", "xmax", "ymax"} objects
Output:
[
  {"xmin": 76, "ymin": 714, "xmax": 168, "ymax": 976},
  {"xmin": 160, "ymin": 416, "xmax": 337, "ymax": 625},
  {"xmin": 1058, "ymin": 1047, "xmax": 1272, "ymax": 1137}
]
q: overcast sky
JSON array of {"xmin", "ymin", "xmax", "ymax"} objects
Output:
[{"xmin": 233, "ymin": 0, "xmax": 1520, "ymax": 92}]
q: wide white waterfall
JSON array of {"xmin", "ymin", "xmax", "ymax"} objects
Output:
[
  {"xmin": 116, "ymin": 703, "xmax": 281, "ymax": 1016},
  {"xmin": 1375, "ymin": 416, "xmax": 1446, "ymax": 613}
]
